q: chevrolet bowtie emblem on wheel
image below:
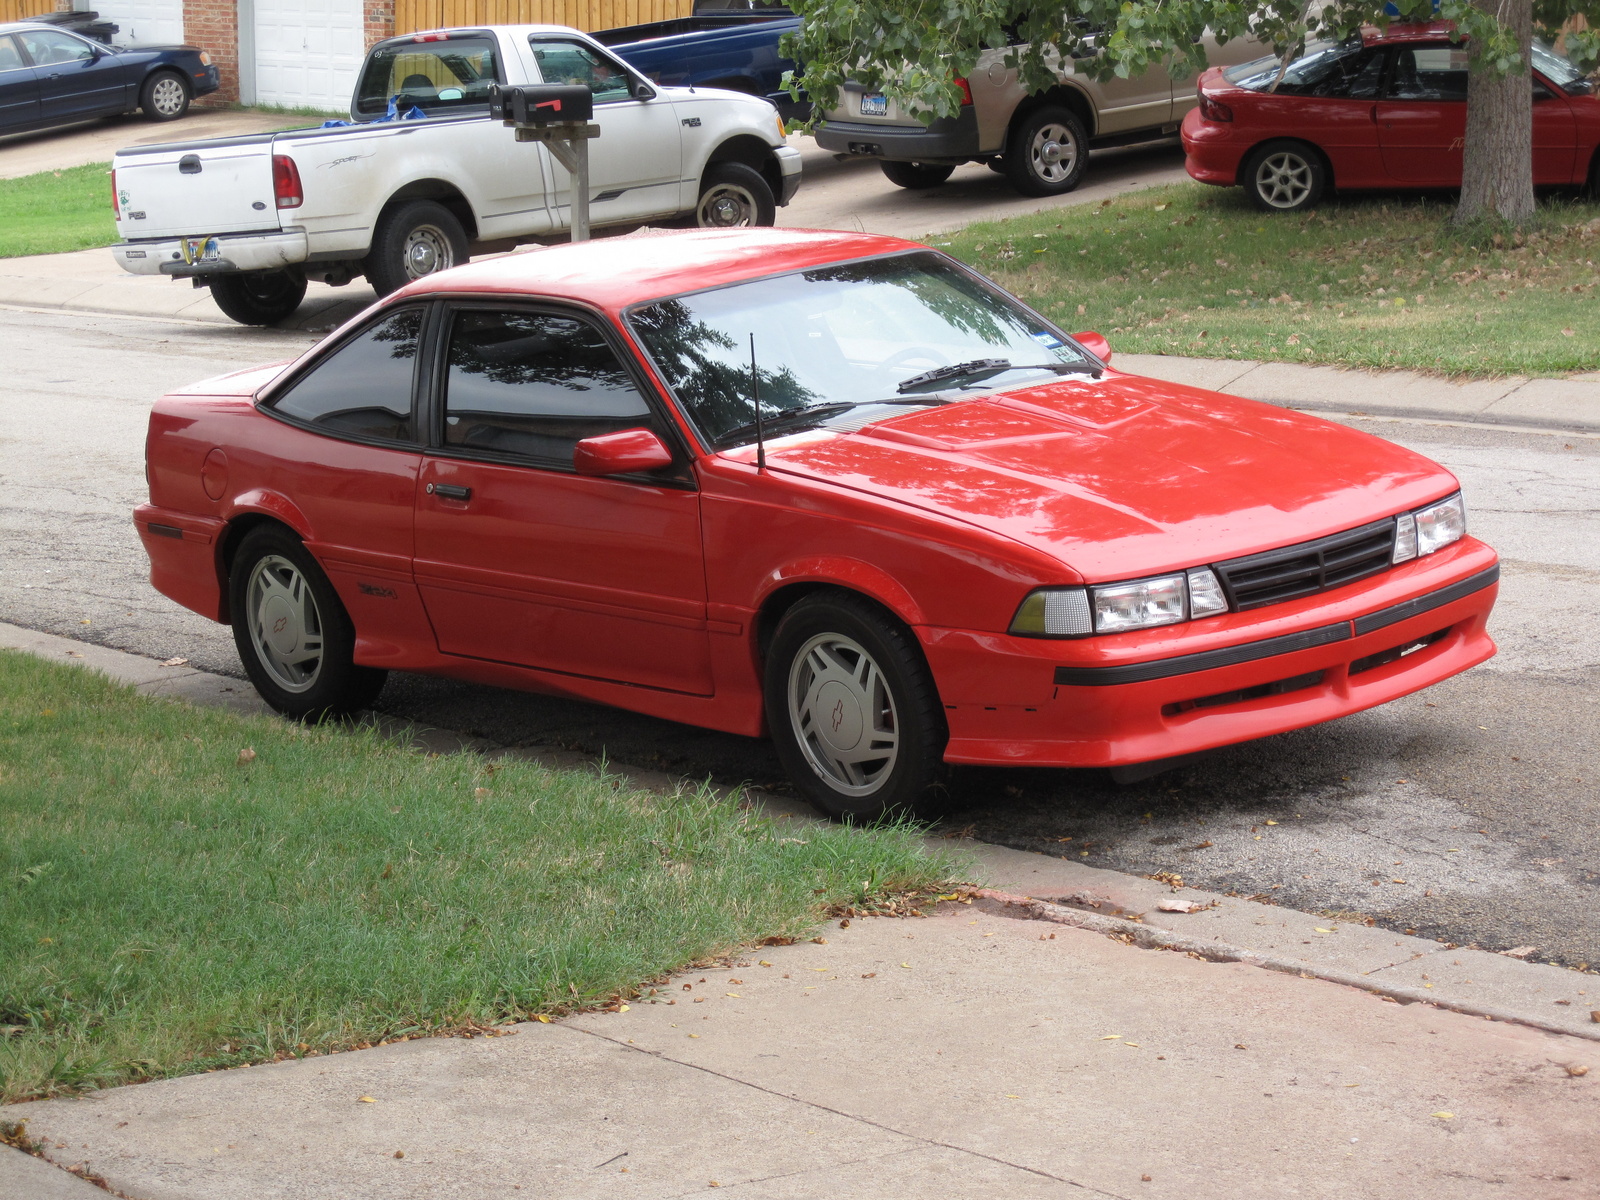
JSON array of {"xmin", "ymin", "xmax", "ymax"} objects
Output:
[
  {"xmin": 830, "ymin": 698, "xmax": 845, "ymax": 732},
  {"xmin": 272, "ymin": 616, "xmax": 288, "ymax": 634}
]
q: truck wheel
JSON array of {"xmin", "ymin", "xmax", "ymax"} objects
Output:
[
  {"xmin": 1004, "ymin": 105, "xmax": 1088, "ymax": 197},
  {"xmin": 209, "ymin": 270, "xmax": 308, "ymax": 326},
  {"xmin": 694, "ymin": 163, "xmax": 775, "ymax": 227},
  {"xmin": 1242, "ymin": 141, "xmax": 1325, "ymax": 212},
  {"xmin": 229, "ymin": 524, "xmax": 387, "ymax": 721},
  {"xmin": 880, "ymin": 160, "xmax": 955, "ymax": 189},
  {"xmin": 140, "ymin": 70, "xmax": 190, "ymax": 121},
  {"xmin": 364, "ymin": 200, "xmax": 469, "ymax": 296}
]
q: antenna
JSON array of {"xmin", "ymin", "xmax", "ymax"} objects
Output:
[{"xmin": 749, "ymin": 331, "xmax": 766, "ymax": 472}]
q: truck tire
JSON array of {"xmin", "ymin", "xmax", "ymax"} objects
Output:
[
  {"xmin": 880, "ymin": 160, "xmax": 955, "ymax": 189},
  {"xmin": 1003, "ymin": 105, "xmax": 1088, "ymax": 197},
  {"xmin": 364, "ymin": 200, "xmax": 469, "ymax": 297},
  {"xmin": 140, "ymin": 70, "xmax": 190, "ymax": 121},
  {"xmin": 694, "ymin": 162, "xmax": 776, "ymax": 227},
  {"xmin": 209, "ymin": 269, "xmax": 308, "ymax": 326}
]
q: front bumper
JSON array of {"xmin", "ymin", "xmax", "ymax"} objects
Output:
[
  {"xmin": 1180, "ymin": 106, "xmax": 1246, "ymax": 187},
  {"xmin": 922, "ymin": 540, "xmax": 1499, "ymax": 768},
  {"xmin": 113, "ymin": 229, "xmax": 309, "ymax": 277},
  {"xmin": 814, "ymin": 106, "xmax": 983, "ymax": 162},
  {"xmin": 773, "ymin": 144, "xmax": 803, "ymax": 205},
  {"xmin": 194, "ymin": 63, "xmax": 221, "ymax": 96}
]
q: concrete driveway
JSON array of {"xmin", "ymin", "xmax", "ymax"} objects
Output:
[{"xmin": 0, "ymin": 109, "xmax": 316, "ymax": 179}]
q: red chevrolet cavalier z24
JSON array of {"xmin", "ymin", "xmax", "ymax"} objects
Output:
[{"xmin": 135, "ymin": 229, "xmax": 1498, "ymax": 816}]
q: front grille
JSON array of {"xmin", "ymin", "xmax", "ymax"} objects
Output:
[{"xmin": 1213, "ymin": 517, "xmax": 1397, "ymax": 612}]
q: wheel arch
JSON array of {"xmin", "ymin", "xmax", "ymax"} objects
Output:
[
  {"xmin": 1011, "ymin": 83, "xmax": 1096, "ymax": 140},
  {"xmin": 753, "ymin": 564, "xmax": 926, "ymax": 663},
  {"xmin": 216, "ymin": 499, "xmax": 315, "ymax": 621},
  {"xmin": 1236, "ymin": 137, "xmax": 1336, "ymax": 191},
  {"xmin": 377, "ymin": 178, "xmax": 479, "ymax": 243},
  {"xmin": 142, "ymin": 64, "xmax": 190, "ymax": 91},
  {"xmin": 704, "ymin": 133, "xmax": 784, "ymax": 203}
]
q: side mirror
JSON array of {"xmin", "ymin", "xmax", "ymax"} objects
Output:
[
  {"xmin": 573, "ymin": 428, "xmax": 674, "ymax": 475},
  {"xmin": 631, "ymin": 79, "xmax": 657, "ymax": 100},
  {"xmin": 1072, "ymin": 330, "xmax": 1111, "ymax": 365}
]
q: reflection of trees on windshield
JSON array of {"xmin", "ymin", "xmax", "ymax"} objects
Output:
[
  {"xmin": 449, "ymin": 313, "xmax": 635, "ymax": 394},
  {"xmin": 802, "ymin": 257, "xmax": 1021, "ymax": 347},
  {"xmin": 373, "ymin": 310, "xmax": 421, "ymax": 358},
  {"xmin": 631, "ymin": 300, "xmax": 820, "ymax": 441}
]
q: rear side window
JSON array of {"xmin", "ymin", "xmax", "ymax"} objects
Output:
[
  {"xmin": 269, "ymin": 307, "xmax": 423, "ymax": 442},
  {"xmin": 442, "ymin": 310, "xmax": 654, "ymax": 465},
  {"xmin": 1388, "ymin": 46, "xmax": 1470, "ymax": 102},
  {"xmin": 355, "ymin": 35, "xmax": 500, "ymax": 118}
]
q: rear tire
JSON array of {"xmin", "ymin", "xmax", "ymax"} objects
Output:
[
  {"xmin": 209, "ymin": 269, "xmax": 307, "ymax": 326},
  {"xmin": 1242, "ymin": 140, "xmax": 1326, "ymax": 212},
  {"xmin": 880, "ymin": 160, "xmax": 955, "ymax": 189},
  {"xmin": 1003, "ymin": 105, "xmax": 1089, "ymax": 197},
  {"xmin": 363, "ymin": 199, "xmax": 469, "ymax": 297},
  {"xmin": 764, "ymin": 590, "xmax": 947, "ymax": 820},
  {"xmin": 229, "ymin": 525, "xmax": 387, "ymax": 721},
  {"xmin": 140, "ymin": 69, "xmax": 189, "ymax": 120},
  {"xmin": 694, "ymin": 162, "xmax": 776, "ymax": 227}
]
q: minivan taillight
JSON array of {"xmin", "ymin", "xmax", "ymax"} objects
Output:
[
  {"xmin": 272, "ymin": 154, "xmax": 303, "ymax": 208},
  {"xmin": 953, "ymin": 76, "xmax": 974, "ymax": 106},
  {"xmin": 1198, "ymin": 89, "xmax": 1233, "ymax": 122}
]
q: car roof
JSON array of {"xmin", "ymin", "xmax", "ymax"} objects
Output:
[
  {"xmin": 396, "ymin": 228, "xmax": 927, "ymax": 311},
  {"xmin": 1362, "ymin": 21, "xmax": 1461, "ymax": 45}
]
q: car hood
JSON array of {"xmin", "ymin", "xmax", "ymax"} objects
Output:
[{"xmin": 741, "ymin": 372, "xmax": 1458, "ymax": 581}]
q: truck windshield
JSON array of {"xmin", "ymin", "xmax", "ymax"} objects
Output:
[
  {"xmin": 356, "ymin": 35, "xmax": 501, "ymax": 119},
  {"xmin": 628, "ymin": 252, "xmax": 1096, "ymax": 447}
]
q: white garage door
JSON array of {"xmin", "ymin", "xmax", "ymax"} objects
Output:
[
  {"xmin": 252, "ymin": 0, "xmax": 364, "ymax": 112},
  {"xmin": 82, "ymin": 0, "xmax": 185, "ymax": 47}
]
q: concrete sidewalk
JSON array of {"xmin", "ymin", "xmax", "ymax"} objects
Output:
[
  {"xmin": 3, "ymin": 246, "xmax": 1598, "ymax": 431},
  {"xmin": 4, "ymin": 622, "xmax": 1599, "ymax": 1199}
]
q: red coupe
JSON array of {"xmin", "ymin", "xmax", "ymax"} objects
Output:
[
  {"xmin": 135, "ymin": 229, "xmax": 1497, "ymax": 816},
  {"xmin": 1183, "ymin": 24, "xmax": 1600, "ymax": 211}
]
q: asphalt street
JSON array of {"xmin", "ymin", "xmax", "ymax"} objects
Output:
[{"xmin": 3, "ymin": 306, "xmax": 1597, "ymax": 968}]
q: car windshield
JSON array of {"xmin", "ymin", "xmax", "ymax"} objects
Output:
[
  {"xmin": 355, "ymin": 35, "xmax": 500, "ymax": 118},
  {"xmin": 628, "ymin": 252, "xmax": 1095, "ymax": 447},
  {"xmin": 1532, "ymin": 39, "xmax": 1588, "ymax": 91},
  {"xmin": 1223, "ymin": 38, "xmax": 1370, "ymax": 93}
]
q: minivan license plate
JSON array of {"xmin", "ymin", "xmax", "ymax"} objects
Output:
[{"xmin": 860, "ymin": 92, "xmax": 887, "ymax": 116}]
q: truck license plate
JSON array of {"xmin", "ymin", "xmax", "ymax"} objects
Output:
[
  {"xmin": 183, "ymin": 236, "xmax": 221, "ymax": 264},
  {"xmin": 859, "ymin": 93, "xmax": 887, "ymax": 116}
]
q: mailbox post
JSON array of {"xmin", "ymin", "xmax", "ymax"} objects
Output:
[{"xmin": 489, "ymin": 84, "xmax": 600, "ymax": 243}]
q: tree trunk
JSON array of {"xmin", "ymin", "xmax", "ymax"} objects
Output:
[{"xmin": 1455, "ymin": 0, "xmax": 1535, "ymax": 225}]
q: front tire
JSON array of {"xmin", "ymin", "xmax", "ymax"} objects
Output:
[
  {"xmin": 694, "ymin": 162, "xmax": 776, "ymax": 227},
  {"xmin": 209, "ymin": 269, "xmax": 307, "ymax": 326},
  {"xmin": 140, "ymin": 70, "xmax": 190, "ymax": 120},
  {"xmin": 1003, "ymin": 105, "xmax": 1089, "ymax": 197},
  {"xmin": 229, "ymin": 525, "xmax": 387, "ymax": 720},
  {"xmin": 363, "ymin": 199, "xmax": 469, "ymax": 297},
  {"xmin": 880, "ymin": 160, "xmax": 955, "ymax": 189},
  {"xmin": 1243, "ymin": 140, "xmax": 1326, "ymax": 212},
  {"xmin": 764, "ymin": 591, "xmax": 947, "ymax": 820}
]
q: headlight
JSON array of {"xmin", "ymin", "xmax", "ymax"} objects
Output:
[
  {"xmin": 1393, "ymin": 493, "xmax": 1465, "ymax": 564},
  {"xmin": 1010, "ymin": 566, "xmax": 1231, "ymax": 637},
  {"xmin": 200, "ymin": 51, "xmax": 213, "ymax": 66}
]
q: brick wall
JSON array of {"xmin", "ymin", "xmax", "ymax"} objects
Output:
[
  {"xmin": 183, "ymin": 0, "xmax": 239, "ymax": 104},
  {"xmin": 365, "ymin": 0, "xmax": 395, "ymax": 50}
]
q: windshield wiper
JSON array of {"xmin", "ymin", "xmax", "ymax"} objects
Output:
[
  {"xmin": 896, "ymin": 358, "xmax": 1101, "ymax": 394},
  {"xmin": 715, "ymin": 396, "xmax": 966, "ymax": 448}
]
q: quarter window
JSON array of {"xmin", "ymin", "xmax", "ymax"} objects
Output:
[
  {"xmin": 1388, "ymin": 46, "xmax": 1470, "ymax": 102},
  {"xmin": 0, "ymin": 35, "xmax": 25, "ymax": 72},
  {"xmin": 442, "ymin": 310, "xmax": 655, "ymax": 465},
  {"xmin": 269, "ymin": 307, "xmax": 422, "ymax": 441}
]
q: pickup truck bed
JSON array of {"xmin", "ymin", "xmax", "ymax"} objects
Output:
[{"xmin": 596, "ymin": 11, "xmax": 806, "ymax": 122}]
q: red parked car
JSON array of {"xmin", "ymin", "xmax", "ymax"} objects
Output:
[
  {"xmin": 1183, "ymin": 24, "xmax": 1600, "ymax": 211},
  {"xmin": 135, "ymin": 229, "xmax": 1498, "ymax": 816}
]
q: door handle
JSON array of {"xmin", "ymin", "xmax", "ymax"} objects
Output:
[{"xmin": 427, "ymin": 482, "xmax": 472, "ymax": 501}]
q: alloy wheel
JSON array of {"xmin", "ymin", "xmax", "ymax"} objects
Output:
[
  {"xmin": 787, "ymin": 632, "xmax": 900, "ymax": 797},
  {"xmin": 1254, "ymin": 152, "xmax": 1314, "ymax": 209},
  {"xmin": 245, "ymin": 554, "xmax": 324, "ymax": 693},
  {"xmin": 1028, "ymin": 122, "xmax": 1079, "ymax": 185},
  {"xmin": 150, "ymin": 75, "xmax": 186, "ymax": 117}
]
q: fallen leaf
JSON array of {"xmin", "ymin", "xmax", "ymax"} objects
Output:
[
  {"xmin": 79, "ymin": 618, "xmax": 91, "ymax": 625},
  {"xmin": 1100, "ymin": 1034, "xmax": 1123, "ymax": 1040},
  {"xmin": 1124, "ymin": 1042, "xmax": 1140, "ymax": 1048},
  {"xmin": 358, "ymin": 1096, "xmax": 376, "ymax": 1104},
  {"xmin": 1315, "ymin": 928, "xmax": 1336, "ymax": 934},
  {"xmin": 617, "ymin": 1004, "xmax": 630, "ymax": 1012},
  {"xmin": 724, "ymin": 993, "xmax": 741, "ymax": 999},
  {"xmin": 474, "ymin": 787, "xmax": 491, "ymax": 799},
  {"xmin": 1264, "ymin": 819, "xmax": 1278, "ymax": 825},
  {"xmin": 758, "ymin": 961, "xmax": 772, "ymax": 967},
  {"xmin": 1154, "ymin": 203, "xmax": 1168, "ymax": 211},
  {"xmin": 1156, "ymin": 899, "xmax": 1204, "ymax": 913},
  {"xmin": 861, "ymin": 972, "xmax": 876, "ymax": 978},
  {"xmin": 688, "ymin": 1034, "xmax": 700, "ymax": 1038},
  {"xmin": 1432, "ymin": 1111, "xmax": 1454, "ymax": 1120},
  {"xmin": 1392, "ymin": 878, "xmax": 1407, "ymax": 885},
  {"xmin": 1005, "ymin": 1093, "xmax": 1021, "ymax": 1098},
  {"xmin": 811, "ymin": 937, "xmax": 827, "ymax": 945},
  {"xmin": 160, "ymin": 657, "xmax": 188, "ymax": 667},
  {"xmin": 236, "ymin": 748, "xmax": 256, "ymax": 766},
  {"xmin": 394, "ymin": 1150, "xmax": 405, "ymax": 1159},
  {"xmin": 534, "ymin": 1015, "xmax": 552, "ymax": 1023},
  {"xmin": 1567, "ymin": 1065, "xmax": 1589, "ymax": 1077},
  {"xmin": 1562, "ymin": 328, "xmax": 1576, "ymax": 336},
  {"xmin": 899, "ymin": 962, "xmax": 912, "ymax": 969},
  {"xmin": 1500, "ymin": 946, "xmax": 1537, "ymax": 960},
  {"xmin": 1235, "ymin": 1044, "xmax": 1248, "ymax": 1050}
]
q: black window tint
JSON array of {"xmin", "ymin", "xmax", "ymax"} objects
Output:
[
  {"xmin": 443, "ymin": 310, "xmax": 653, "ymax": 464},
  {"xmin": 1388, "ymin": 46, "xmax": 1470, "ymax": 101},
  {"xmin": 271, "ymin": 308, "xmax": 422, "ymax": 441}
]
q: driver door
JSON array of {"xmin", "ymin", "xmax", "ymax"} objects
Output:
[
  {"xmin": 527, "ymin": 36, "xmax": 684, "ymax": 224},
  {"xmin": 17, "ymin": 29, "xmax": 128, "ymax": 121},
  {"xmin": 1375, "ymin": 43, "xmax": 1468, "ymax": 185}
]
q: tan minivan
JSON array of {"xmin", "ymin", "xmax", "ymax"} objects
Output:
[{"xmin": 815, "ymin": 34, "xmax": 1263, "ymax": 196}]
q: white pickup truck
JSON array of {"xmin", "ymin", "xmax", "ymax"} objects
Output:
[{"xmin": 109, "ymin": 24, "xmax": 802, "ymax": 325}]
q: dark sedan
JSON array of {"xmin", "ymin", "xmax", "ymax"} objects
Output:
[{"xmin": 0, "ymin": 21, "xmax": 219, "ymax": 135}]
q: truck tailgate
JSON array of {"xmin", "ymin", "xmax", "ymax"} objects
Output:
[{"xmin": 114, "ymin": 134, "xmax": 281, "ymax": 240}]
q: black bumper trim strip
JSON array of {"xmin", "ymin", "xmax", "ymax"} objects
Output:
[
  {"xmin": 1054, "ymin": 622, "xmax": 1350, "ymax": 687},
  {"xmin": 1051, "ymin": 563, "xmax": 1499, "ymax": 688},
  {"xmin": 1351, "ymin": 563, "xmax": 1500, "ymax": 637}
]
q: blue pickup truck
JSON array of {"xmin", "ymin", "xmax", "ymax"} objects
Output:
[{"xmin": 594, "ymin": 8, "xmax": 806, "ymax": 122}]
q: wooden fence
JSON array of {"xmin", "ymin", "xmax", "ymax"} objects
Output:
[
  {"xmin": 393, "ymin": 0, "xmax": 693, "ymax": 35},
  {"xmin": 0, "ymin": 0, "xmax": 68, "ymax": 22}
]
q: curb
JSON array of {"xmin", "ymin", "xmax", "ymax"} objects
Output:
[{"xmin": 968, "ymin": 889, "xmax": 1600, "ymax": 1045}]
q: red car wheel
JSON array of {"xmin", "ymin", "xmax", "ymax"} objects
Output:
[{"xmin": 1243, "ymin": 140, "xmax": 1327, "ymax": 212}]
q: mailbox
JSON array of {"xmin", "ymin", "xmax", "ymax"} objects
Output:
[{"xmin": 489, "ymin": 83, "xmax": 594, "ymax": 126}]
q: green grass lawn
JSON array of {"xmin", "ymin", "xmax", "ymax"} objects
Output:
[
  {"xmin": 0, "ymin": 162, "xmax": 117, "ymax": 259},
  {"xmin": 943, "ymin": 183, "xmax": 1600, "ymax": 378},
  {"xmin": 0, "ymin": 651, "xmax": 960, "ymax": 1104}
]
